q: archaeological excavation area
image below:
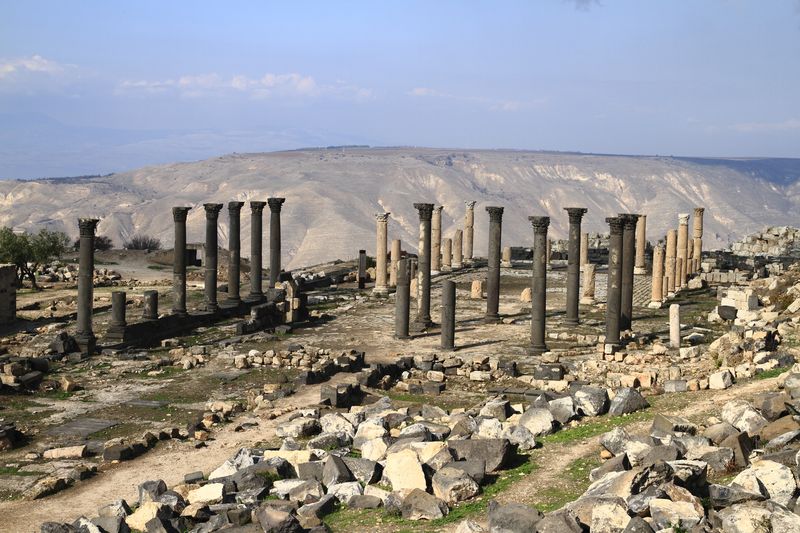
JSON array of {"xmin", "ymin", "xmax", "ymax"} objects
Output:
[{"xmin": 3, "ymin": 198, "xmax": 800, "ymax": 533}]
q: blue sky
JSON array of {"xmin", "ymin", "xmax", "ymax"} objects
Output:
[{"xmin": 1, "ymin": 0, "xmax": 799, "ymax": 178}]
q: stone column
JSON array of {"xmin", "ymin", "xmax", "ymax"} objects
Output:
[
  {"xmin": 464, "ymin": 201, "xmax": 476, "ymax": 263},
  {"xmin": 501, "ymin": 246, "xmax": 512, "ymax": 268},
  {"xmin": 431, "ymin": 206, "xmax": 443, "ymax": 273},
  {"xmin": 580, "ymin": 263, "xmax": 596, "ymax": 305},
  {"xmin": 442, "ymin": 238, "xmax": 452, "ymax": 271},
  {"xmin": 441, "ymin": 280, "xmax": 456, "ymax": 351},
  {"xmin": 546, "ymin": 239, "xmax": 552, "ymax": 270},
  {"xmin": 373, "ymin": 213, "xmax": 390, "ymax": 295},
  {"xmin": 693, "ymin": 207, "xmax": 705, "ymax": 273},
  {"xmin": 357, "ymin": 249, "xmax": 367, "ymax": 289},
  {"xmin": 143, "ymin": 290, "xmax": 158, "ymax": 320},
  {"xmin": 268, "ymin": 197, "xmax": 286, "ymax": 288},
  {"xmin": 485, "ymin": 206, "xmax": 504, "ymax": 323},
  {"xmin": 564, "ymin": 207, "xmax": 587, "ymax": 326},
  {"xmin": 677, "ymin": 214, "xmax": 690, "ymax": 288},
  {"xmin": 389, "ymin": 239, "xmax": 401, "ymax": 287},
  {"xmin": 634, "ymin": 215, "xmax": 647, "ymax": 275},
  {"xmin": 452, "ymin": 230, "xmax": 463, "ymax": 269},
  {"xmin": 248, "ymin": 201, "xmax": 266, "ymax": 300},
  {"xmin": 203, "ymin": 203, "xmax": 223, "ymax": 312},
  {"xmin": 666, "ymin": 229, "xmax": 677, "ymax": 295},
  {"xmin": 395, "ymin": 258, "xmax": 410, "ymax": 339},
  {"xmin": 580, "ymin": 232, "xmax": 589, "ymax": 271},
  {"xmin": 605, "ymin": 216, "xmax": 624, "ymax": 348},
  {"xmin": 669, "ymin": 304, "xmax": 681, "ymax": 348},
  {"xmin": 413, "ymin": 203, "xmax": 434, "ymax": 329},
  {"xmin": 172, "ymin": 207, "xmax": 191, "ymax": 316},
  {"xmin": 76, "ymin": 218, "xmax": 99, "ymax": 354},
  {"xmin": 619, "ymin": 214, "xmax": 639, "ymax": 332},
  {"xmin": 649, "ymin": 244, "xmax": 664, "ymax": 308},
  {"xmin": 110, "ymin": 291, "xmax": 126, "ymax": 329},
  {"xmin": 227, "ymin": 201, "xmax": 244, "ymax": 303},
  {"xmin": 529, "ymin": 216, "xmax": 549, "ymax": 355}
]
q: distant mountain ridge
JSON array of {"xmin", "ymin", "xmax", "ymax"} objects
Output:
[{"xmin": 0, "ymin": 147, "xmax": 798, "ymax": 270}]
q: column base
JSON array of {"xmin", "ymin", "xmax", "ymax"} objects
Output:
[
  {"xmin": 394, "ymin": 333, "xmax": 411, "ymax": 340},
  {"xmin": 603, "ymin": 343, "xmax": 621, "ymax": 354},
  {"xmin": 75, "ymin": 333, "xmax": 97, "ymax": 355},
  {"xmin": 483, "ymin": 314, "xmax": 501, "ymax": 324},
  {"xmin": 452, "ymin": 262, "xmax": 463, "ymax": 269},
  {"xmin": 244, "ymin": 293, "xmax": 264, "ymax": 303},
  {"xmin": 410, "ymin": 319, "xmax": 435, "ymax": 333},
  {"xmin": 564, "ymin": 318, "xmax": 579, "ymax": 326},
  {"xmin": 501, "ymin": 261, "xmax": 512, "ymax": 268},
  {"xmin": 372, "ymin": 286, "xmax": 389, "ymax": 296},
  {"xmin": 648, "ymin": 300, "xmax": 664, "ymax": 309},
  {"xmin": 634, "ymin": 267, "xmax": 647, "ymax": 275},
  {"xmin": 205, "ymin": 303, "xmax": 220, "ymax": 313},
  {"xmin": 527, "ymin": 344, "xmax": 548, "ymax": 356},
  {"xmin": 172, "ymin": 309, "xmax": 188, "ymax": 317},
  {"xmin": 222, "ymin": 299, "xmax": 242, "ymax": 310},
  {"xmin": 579, "ymin": 297, "xmax": 596, "ymax": 305}
]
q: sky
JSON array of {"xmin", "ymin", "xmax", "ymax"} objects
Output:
[{"xmin": 1, "ymin": 0, "xmax": 799, "ymax": 179}]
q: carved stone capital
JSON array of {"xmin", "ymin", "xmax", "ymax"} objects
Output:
[
  {"xmin": 678, "ymin": 213, "xmax": 690, "ymax": 225},
  {"xmin": 204, "ymin": 203, "xmax": 223, "ymax": 219},
  {"xmin": 564, "ymin": 207, "xmax": 588, "ymax": 224},
  {"xmin": 267, "ymin": 197, "xmax": 286, "ymax": 212},
  {"xmin": 250, "ymin": 201, "xmax": 266, "ymax": 214},
  {"xmin": 172, "ymin": 207, "xmax": 191, "ymax": 223},
  {"xmin": 78, "ymin": 218, "xmax": 99, "ymax": 236},
  {"xmin": 486, "ymin": 206, "xmax": 504, "ymax": 222},
  {"xmin": 693, "ymin": 207, "xmax": 705, "ymax": 217},
  {"xmin": 465, "ymin": 201, "xmax": 476, "ymax": 210},
  {"xmin": 528, "ymin": 216, "xmax": 550, "ymax": 234},
  {"xmin": 413, "ymin": 203, "xmax": 434, "ymax": 220},
  {"xmin": 606, "ymin": 216, "xmax": 625, "ymax": 235},
  {"xmin": 618, "ymin": 213, "xmax": 640, "ymax": 231},
  {"xmin": 228, "ymin": 201, "xmax": 245, "ymax": 213},
  {"xmin": 375, "ymin": 212, "xmax": 390, "ymax": 222}
]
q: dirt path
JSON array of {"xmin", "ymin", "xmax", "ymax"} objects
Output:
[{"xmin": 0, "ymin": 374, "xmax": 352, "ymax": 532}]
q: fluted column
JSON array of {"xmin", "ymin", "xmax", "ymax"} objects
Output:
[
  {"xmin": 373, "ymin": 213, "xmax": 390, "ymax": 295},
  {"xmin": 564, "ymin": 207, "xmax": 587, "ymax": 325},
  {"xmin": 619, "ymin": 214, "xmax": 639, "ymax": 332},
  {"xmin": 76, "ymin": 218, "xmax": 99, "ymax": 354},
  {"xmin": 203, "ymin": 203, "xmax": 223, "ymax": 312},
  {"xmin": 666, "ymin": 229, "xmax": 677, "ymax": 295},
  {"xmin": 452, "ymin": 229, "xmax": 463, "ymax": 269},
  {"xmin": 634, "ymin": 215, "xmax": 647, "ymax": 275},
  {"xmin": 227, "ymin": 201, "xmax": 244, "ymax": 303},
  {"xmin": 649, "ymin": 244, "xmax": 665, "ymax": 308},
  {"xmin": 413, "ymin": 203, "xmax": 434, "ymax": 329},
  {"xmin": 677, "ymin": 214, "xmax": 690, "ymax": 288},
  {"xmin": 431, "ymin": 206, "xmax": 443, "ymax": 273},
  {"xmin": 172, "ymin": 207, "xmax": 191, "ymax": 315},
  {"xmin": 248, "ymin": 201, "xmax": 266, "ymax": 301},
  {"xmin": 485, "ymin": 206, "xmax": 504, "ymax": 323},
  {"xmin": 464, "ymin": 201, "xmax": 476, "ymax": 263},
  {"xmin": 693, "ymin": 207, "xmax": 705, "ymax": 273},
  {"xmin": 529, "ymin": 216, "xmax": 549, "ymax": 355},
  {"xmin": 268, "ymin": 197, "xmax": 286, "ymax": 288},
  {"xmin": 389, "ymin": 239, "xmax": 401, "ymax": 287},
  {"xmin": 605, "ymin": 217, "xmax": 624, "ymax": 348}
]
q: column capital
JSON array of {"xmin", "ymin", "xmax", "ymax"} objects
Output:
[
  {"xmin": 375, "ymin": 212, "xmax": 390, "ymax": 222},
  {"xmin": 618, "ymin": 213, "xmax": 640, "ymax": 231},
  {"xmin": 678, "ymin": 213, "xmax": 690, "ymax": 225},
  {"xmin": 250, "ymin": 200, "xmax": 266, "ymax": 214},
  {"xmin": 413, "ymin": 203, "xmax": 434, "ymax": 220},
  {"xmin": 528, "ymin": 216, "xmax": 550, "ymax": 234},
  {"xmin": 172, "ymin": 207, "xmax": 191, "ymax": 222},
  {"xmin": 204, "ymin": 203, "xmax": 223, "ymax": 219},
  {"xmin": 465, "ymin": 201, "xmax": 476, "ymax": 210},
  {"xmin": 693, "ymin": 207, "xmax": 705, "ymax": 217},
  {"xmin": 486, "ymin": 206, "xmax": 504, "ymax": 222},
  {"xmin": 228, "ymin": 201, "xmax": 245, "ymax": 213},
  {"xmin": 606, "ymin": 216, "xmax": 624, "ymax": 235},
  {"xmin": 433, "ymin": 205, "xmax": 444, "ymax": 214},
  {"xmin": 564, "ymin": 207, "xmax": 588, "ymax": 224},
  {"xmin": 78, "ymin": 218, "xmax": 100, "ymax": 236},
  {"xmin": 267, "ymin": 197, "xmax": 286, "ymax": 212}
]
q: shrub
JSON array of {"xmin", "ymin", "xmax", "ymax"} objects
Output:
[{"xmin": 123, "ymin": 234, "xmax": 162, "ymax": 251}]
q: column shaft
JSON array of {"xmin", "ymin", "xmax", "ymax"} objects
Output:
[
  {"xmin": 666, "ymin": 229, "xmax": 677, "ymax": 294},
  {"xmin": 389, "ymin": 239, "xmax": 401, "ymax": 287},
  {"xmin": 529, "ymin": 216, "xmax": 549, "ymax": 354},
  {"xmin": 248, "ymin": 201, "xmax": 266, "ymax": 300},
  {"xmin": 204, "ymin": 203, "xmax": 223, "ymax": 312},
  {"xmin": 143, "ymin": 290, "xmax": 158, "ymax": 320},
  {"xmin": 442, "ymin": 238, "xmax": 452, "ymax": 270},
  {"xmin": 431, "ymin": 206, "xmax": 443, "ymax": 273},
  {"xmin": 580, "ymin": 232, "xmax": 589, "ymax": 271},
  {"xmin": 357, "ymin": 249, "xmax": 367, "ymax": 290},
  {"xmin": 172, "ymin": 207, "xmax": 191, "ymax": 315},
  {"xmin": 485, "ymin": 206, "xmax": 504, "ymax": 322},
  {"xmin": 564, "ymin": 207, "xmax": 587, "ymax": 325},
  {"xmin": 677, "ymin": 214, "xmax": 690, "ymax": 287},
  {"xmin": 634, "ymin": 215, "xmax": 647, "ymax": 275},
  {"xmin": 464, "ymin": 201, "xmax": 476, "ymax": 262},
  {"xmin": 441, "ymin": 280, "xmax": 456, "ymax": 350},
  {"xmin": 373, "ymin": 213, "xmax": 390, "ymax": 295},
  {"xmin": 580, "ymin": 263, "xmax": 596, "ymax": 304},
  {"xmin": 268, "ymin": 197, "xmax": 286, "ymax": 288},
  {"xmin": 619, "ymin": 214, "xmax": 639, "ymax": 331},
  {"xmin": 395, "ymin": 258, "xmax": 410, "ymax": 338},
  {"xmin": 76, "ymin": 218, "xmax": 99, "ymax": 354},
  {"xmin": 650, "ymin": 245, "xmax": 664, "ymax": 306},
  {"xmin": 413, "ymin": 203, "xmax": 434, "ymax": 328},
  {"xmin": 227, "ymin": 202, "xmax": 244, "ymax": 302},
  {"xmin": 605, "ymin": 217, "xmax": 624, "ymax": 346},
  {"xmin": 452, "ymin": 230, "xmax": 463, "ymax": 269}
]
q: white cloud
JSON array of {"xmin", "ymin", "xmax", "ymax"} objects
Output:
[
  {"xmin": 408, "ymin": 86, "xmax": 541, "ymax": 112},
  {"xmin": 0, "ymin": 55, "xmax": 65, "ymax": 80},
  {"xmin": 118, "ymin": 71, "xmax": 370, "ymax": 101},
  {"xmin": 731, "ymin": 119, "xmax": 800, "ymax": 133}
]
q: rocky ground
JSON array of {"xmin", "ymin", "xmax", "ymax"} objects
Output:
[{"xmin": 2, "ymin": 253, "xmax": 800, "ymax": 532}]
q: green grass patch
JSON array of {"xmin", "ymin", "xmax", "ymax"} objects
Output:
[
  {"xmin": 542, "ymin": 409, "xmax": 654, "ymax": 445},
  {"xmin": 753, "ymin": 367, "xmax": 790, "ymax": 380},
  {"xmin": 0, "ymin": 466, "xmax": 39, "ymax": 476}
]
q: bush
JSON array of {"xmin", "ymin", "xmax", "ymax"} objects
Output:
[
  {"xmin": 73, "ymin": 235, "xmax": 113, "ymax": 251},
  {"xmin": 123, "ymin": 234, "xmax": 162, "ymax": 251},
  {"xmin": 0, "ymin": 227, "xmax": 70, "ymax": 289}
]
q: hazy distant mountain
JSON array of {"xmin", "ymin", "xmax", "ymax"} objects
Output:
[{"xmin": 0, "ymin": 147, "xmax": 798, "ymax": 270}]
